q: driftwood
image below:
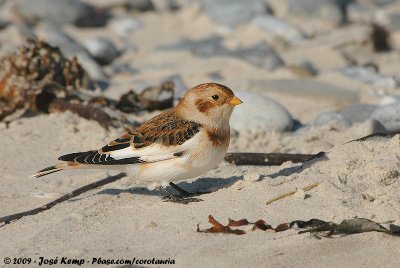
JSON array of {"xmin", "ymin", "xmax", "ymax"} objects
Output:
[
  {"xmin": 224, "ymin": 152, "xmax": 315, "ymax": 166},
  {"xmin": 0, "ymin": 172, "xmax": 126, "ymax": 225}
]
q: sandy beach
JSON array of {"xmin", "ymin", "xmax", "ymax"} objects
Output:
[{"xmin": 1, "ymin": 0, "xmax": 400, "ymax": 267}]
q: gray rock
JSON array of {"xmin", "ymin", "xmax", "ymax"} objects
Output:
[
  {"xmin": 126, "ymin": 0, "xmax": 155, "ymax": 11},
  {"xmin": 314, "ymin": 112, "xmax": 352, "ymax": 128},
  {"xmin": 36, "ymin": 24, "xmax": 107, "ymax": 81},
  {"xmin": 159, "ymin": 36, "xmax": 225, "ymax": 55},
  {"xmin": 151, "ymin": 0, "xmax": 180, "ymax": 11},
  {"xmin": 108, "ymin": 63, "xmax": 138, "ymax": 76},
  {"xmin": 252, "ymin": 15, "xmax": 305, "ymax": 45},
  {"xmin": 371, "ymin": 102, "xmax": 400, "ymax": 132},
  {"xmin": 110, "ymin": 17, "xmax": 143, "ymax": 36},
  {"xmin": 82, "ymin": 38, "xmax": 120, "ymax": 65},
  {"xmin": 380, "ymin": 95, "xmax": 400, "ymax": 105},
  {"xmin": 0, "ymin": 18, "xmax": 8, "ymax": 30},
  {"xmin": 387, "ymin": 12, "xmax": 400, "ymax": 31},
  {"xmin": 231, "ymin": 91, "xmax": 294, "ymax": 132},
  {"xmin": 159, "ymin": 37, "xmax": 283, "ymax": 70},
  {"xmin": 248, "ymin": 79, "xmax": 359, "ymax": 104},
  {"xmin": 287, "ymin": 61, "xmax": 319, "ymax": 78},
  {"xmin": 228, "ymin": 43, "xmax": 284, "ymax": 70},
  {"xmin": 201, "ymin": 0, "xmax": 270, "ymax": 27},
  {"xmin": 357, "ymin": 0, "xmax": 397, "ymax": 6},
  {"xmin": 14, "ymin": 0, "xmax": 109, "ymax": 27},
  {"xmin": 340, "ymin": 67, "xmax": 398, "ymax": 89},
  {"xmin": 359, "ymin": 119, "xmax": 388, "ymax": 136},
  {"xmin": 287, "ymin": 0, "xmax": 355, "ymax": 24},
  {"xmin": 340, "ymin": 103, "xmax": 377, "ymax": 123}
]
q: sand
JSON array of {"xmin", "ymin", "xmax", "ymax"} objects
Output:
[
  {"xmin": 1, "ymin": 111, "xmax": 400, "ymax": 268},
  {"xmin": 1, "ymin": 1, "xmax": 400, "ymax": 267}
]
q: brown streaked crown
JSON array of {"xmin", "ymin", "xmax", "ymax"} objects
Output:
[
  {"xmin": 191, "ymin": 83, "xmax": 234, "ymax": 96},
  {"xmin": 188, "ymin": 83, "xmax": 235, "ymax": 114}
]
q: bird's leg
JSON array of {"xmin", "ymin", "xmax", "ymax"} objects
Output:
[
  {"xmin": 158, "ymin": 184, "xmax": 203, "ymax": 204},
  {"xmin": 168, "ymin": 182, "xmax": 192, "ymax": 196},
  {"xmin": 169, "ymin": 182, "xmax": 211, "ymax": 197}
]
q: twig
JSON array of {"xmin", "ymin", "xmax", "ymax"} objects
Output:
[
  {"xmin": 266, "ymin": 182, "xmax": 320, "ymax": 205},
  {"xmin": 0, "ymin": 172, "xmax": 126, "ymax": 225},
  {"xmin": 224, "ymin": 153, "xmax": 315, "ymax": 166}
]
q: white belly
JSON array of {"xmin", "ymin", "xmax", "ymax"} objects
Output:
[{"xmin": 125, "ymin": 132, "xmax": 228, "ymax": 188}]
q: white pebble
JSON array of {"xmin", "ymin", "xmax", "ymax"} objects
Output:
[
  {"xmin": 243, "ymin": 172, "xmax": 261, "ymax": 182},
  {"xmin": 293, "ymin": 189, "xmax": 306, "ymax": 200}
]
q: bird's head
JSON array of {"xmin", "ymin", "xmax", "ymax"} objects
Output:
[{"xmin": 177, "ymin": 83, "xmax": 242, "ymax": 129}]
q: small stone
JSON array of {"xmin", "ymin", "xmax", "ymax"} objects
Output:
[
  {"xmin": 110, "ymin": 17, "xmax": 143, "ymax": 36},
  {"xmin": 14, "ymin": 0, "xmax": 109, "ymax": 27},
  {"xmin": 228, "ymin": 42, "xmax": 284, "ymax": 70},
  {"xmin": 362, "ymin": 193, "xmax": 375, "ymax": 202},
  {"xmin": 314, "ymin": 112, "xmax": 352, "ymax": 129},
  {"xmin": 252, "ymin": 15, "xmax": 305, "ymax": 45},
  {"xmin": 243, "ymin": 172, "xmax": 261, "ymax": 182},
  {"xmin": 293, "ymin": 189, "xmax": 306, "ymax": 200},
  {"xmin": 82, "ymin": 37, "xmax": 120, "ymax": 65},
  {"xmin": 159, "ymin": 37, "xmax": 283, "ymax": 70},
  {"xmin": 231, "ymin": 91, "xmax": 294, "ymax": 133},
  {"xmin": 201, "ymin": 0, "xmax": 270, "ymax": 27},
  {"xmin": 371, "ymin": 102, "xmax": 400, "ymax": 132},
  {"xmin": 287, "ymin": 0, "xmax": 354, "ymax": 24},
  {"xmin": 380, "ymin": 95, "xmax": 400, "ymax": 106},
  {"xmin": 287, "ymin": 61, "xmax": 319, "ymax": 77},
  {"xmin": 358, "ymin": 119, "xmax": 388, "ymax": 136},
  {"xmin": 340, "ymin": 103, "xmax": 377, "ymax": 123},
  {"xmin": 158, "ymin": 36, "xmax": 223, "ymax": 55},
  {"xmin": 339, "ymin": 66, "xmax": 398, "ymax": 89}
]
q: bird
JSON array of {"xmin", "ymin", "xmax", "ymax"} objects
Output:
[{"xmin": 30, "ymin": 83, "xmax": 242, "ymax": 202}]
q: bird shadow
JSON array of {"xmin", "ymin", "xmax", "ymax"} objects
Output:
[{"xmin": 96, "ymin": 175, "xmax": 243, "ymax": 197}]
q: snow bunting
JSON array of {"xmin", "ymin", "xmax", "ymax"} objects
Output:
[{"xmin": 31, "ymin": 83, "xmax": 242, "ymax": 201}]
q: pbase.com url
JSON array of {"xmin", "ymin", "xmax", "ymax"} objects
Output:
[
  {"xmin": 4, "ymin": 257, "xmax": 175, "ymax": 266},
  {"xmin": 92, "ymin": 257, "xmax": 175, "ymax": 266}
]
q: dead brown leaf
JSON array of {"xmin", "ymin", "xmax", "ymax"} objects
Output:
[
  {"xmin": 228, "ymin": 218, "xmax": 250, "ymax": 227},
  {"xmin": 197, "ymin": 215, "xmax": 246, "ymax": 235}
]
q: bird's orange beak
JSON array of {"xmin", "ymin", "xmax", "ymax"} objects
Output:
[{"xmin": 228, "ymin": 96, "xmax": 243, "ymax": 106}]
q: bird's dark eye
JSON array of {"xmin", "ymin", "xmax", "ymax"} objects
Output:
[{"xmin": 212, "ymin": 95, "xmax": 219, "ymax": 100}]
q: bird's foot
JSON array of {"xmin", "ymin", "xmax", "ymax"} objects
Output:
[
  {"xmin": 158, "ymin": 182, "xmax": 207, "ymax": 204},
  {"xmin": 162, "ymin": 194, "xmax": 202, "ymax": 204}
]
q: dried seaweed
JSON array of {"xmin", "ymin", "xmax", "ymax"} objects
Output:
[
  {"xmin": 49, "ymin": 99, "xmax": 118, "ymax": 129},
  {"xmin": 0, "ymin": 39, "xmax": 175, "ymax": 128},
  {"xmin": 292, "ymin": 218, "xmax": 400, "ymax": 237},
  {"xmin": 117, "ymin": 81, "xmax": 174, "ymax": 113},
  {"xmin": 0, "ymin": 38, "xmax": 90, "ymax": 121},
  {"xmin": 198, "ymin": 216, "xmax": 400, "ymax": 237}
]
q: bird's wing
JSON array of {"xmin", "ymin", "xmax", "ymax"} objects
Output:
[{"xmin": 58, "ymin": 111, "xmax": 202, "ymax": 165}]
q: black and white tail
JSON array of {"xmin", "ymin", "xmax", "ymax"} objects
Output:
[
  {"xmin": 29, "ymin": 162, "xmax": 74, "ymax": 178},
  {"xmin": 30, "ymin": 149, "xmax": 142, "ymax": 179}
]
